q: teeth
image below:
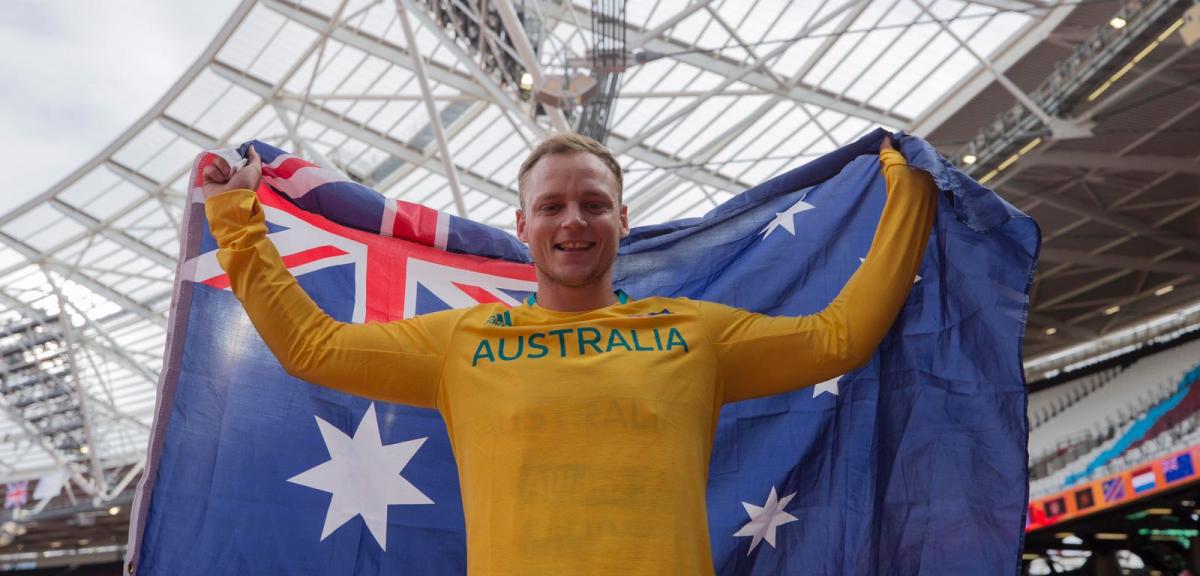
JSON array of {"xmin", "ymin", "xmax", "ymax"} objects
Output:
[{"xmin": 557, "ymin": 242, "xmax": 592, "ymax": 250}]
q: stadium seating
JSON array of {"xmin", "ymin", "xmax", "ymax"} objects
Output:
[
  {"xmin": 1027, "ymin": 369, "xmax": 1120, "ymax": 430},
  {"xmin": 1028, "ymin": 337, "xmax": 1200, "ymax": 498}
]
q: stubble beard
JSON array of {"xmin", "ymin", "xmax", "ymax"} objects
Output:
[{"xmin": 534, "ymin": 254, "xmax": 615, "ymax": 290}]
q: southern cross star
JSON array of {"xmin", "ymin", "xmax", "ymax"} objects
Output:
[
  {"xmin": 812, "ymin": 374, "xmax": 841, "ymax": 398},
  {"xmin": 288, "ymin": 403, "xmax": 433, "ymax": 550},
  {"xmin": 733, "ymin": 486, "xmax": 799, "ymax": 554},
  {"xmin": 760, "ymin": 199, "xmax": 815, "ymax": 239}
]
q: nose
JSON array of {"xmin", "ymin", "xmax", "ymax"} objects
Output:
[{"xmin": 561, "ymin": 204, "xmax": 587, "ymax": 229}]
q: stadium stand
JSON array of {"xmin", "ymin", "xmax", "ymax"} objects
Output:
[
  {"xmin": 1028, "ymin": 369, "xmax": 1120, "ymax": 430},
  {"xmin": 1029, "ymin": 337, "xmax": 1200, "ymax": 498}
]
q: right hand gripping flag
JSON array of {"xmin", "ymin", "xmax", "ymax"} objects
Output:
[{"xmin": 128, "ymin": 129, "xmax": 1036, "ymax": 575}]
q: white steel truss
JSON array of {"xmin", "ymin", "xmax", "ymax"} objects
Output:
[{"xmin": 0, "ymin": 0, "xmax": 1062, "ymax": 489}]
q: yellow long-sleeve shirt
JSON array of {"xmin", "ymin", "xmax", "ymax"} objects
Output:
[{"xmin": 205, "ymin": 148, "xmax": 936, "ymax": 574}]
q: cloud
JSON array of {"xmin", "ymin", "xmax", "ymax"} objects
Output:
[{"xmin": 0, "ymin": 0, "xmax": 238, "ymax": 209}]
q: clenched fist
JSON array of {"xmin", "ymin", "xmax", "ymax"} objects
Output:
[{"xmin": 202, "ymin": 146, "xmax": 262, "ymax": 200}]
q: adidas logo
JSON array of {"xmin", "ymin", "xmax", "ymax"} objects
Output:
[{"xmin": 485, "ymin": 312, "xmax": 512, "ymax": 327}]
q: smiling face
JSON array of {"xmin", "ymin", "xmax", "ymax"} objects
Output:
[{"xmin": 516, "ymin": 151, "xmax": 629, "ymax": 293}]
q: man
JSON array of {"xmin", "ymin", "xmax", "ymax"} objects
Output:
[{"xmin": 202, "ymin": 132, "xmax": 936, "ymax": 574}]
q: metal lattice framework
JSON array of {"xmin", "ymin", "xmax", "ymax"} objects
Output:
[
  {"xmin": 3, "ymin": 0, "xmax": 1168, "ymax": 517},
  {"xmin": 922, "ymin": 0, "xmax": 1200, "ymax": 376}
]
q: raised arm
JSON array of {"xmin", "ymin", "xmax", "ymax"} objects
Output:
[
  {"xmin": 202, "ymin": 148, "xmax": 451, "ymax": 408},
  {"xmin": 706, "ymin": 136, "xmax": 938, "ymax": 404}
]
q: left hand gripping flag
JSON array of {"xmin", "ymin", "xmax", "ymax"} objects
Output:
[{"xmin": 127, "ymin": 130, "xmax": 1036, "ymax": 575}]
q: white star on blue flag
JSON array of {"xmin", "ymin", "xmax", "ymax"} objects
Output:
[
  {"xmin": 760, "ymin": 199, "xmax": 815, "ymax": 239},
  {"xmin": 288, "ymin": 403, "xmax": 433, "ymax": 550}
]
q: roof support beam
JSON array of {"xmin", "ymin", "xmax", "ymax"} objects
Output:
[
  {"xmin": 159, "ymin": 115, "xmax": 220, "ymax": 149},
  {"xmin": 1065, "ymin": 272, "xmax": 1192, "ymax": 326},
  {"xmin": 263, "ymin": 0, "xmax": 739, "ymax": 195},
  {"xmin": 45, "ymin": 275, "xmax": 108, "ymax": 494},
  {"xmin": 0, "ymin": 232, "xmax": 165, "ymax": 328},
  {"xmin": 371, "ymin": 101, "xmax": 492, "ymax": 193},
  {"xmin": 1023, "ymin": 151, "xmax": 1200, "ymax": 175},
  {"xmin": 211, "ymin": 61, "xmax": 520, "ymax": 205},
  {"xmin": 399, "ymin": 0, "xmax": 545, "ymax": 140},
  {"xmin": 395, "ymin": 0, "xmax": 469, "ymax": 216},
  {"xmin": 75, "ymin": 322, "xmax": 161, "ymax": 389},
  {"xmin": 994, "ymin": 96, "xmax": 1200, "ymax": 190},
  {"xmin": 0, "ymin": 288, "xmax": 159, "ymax": 391},
  {"xmin": 0, "ymin": 400, "xmax": 97, "ymax": 497},
  {"xmin": 0, "ymin": 0, "xmax": 256, "ymax": 228},
  {"xmin": 611, "ymin": 0, "xmax": 864, "ymax": 156},
  {"xmin": 1005, "ymin": 181, "xmax": 1200, "ymax": 257},
  {"xmin": 290, "ymin": 0, "xmax": 351, "ymax": 130},
  {"xmin": 792, "ymin": 0, "xmax": 874, "ymax": 84},
  {"xmin": 608, "ymin": 134, "xmax": 749, "ymax": 195},
  {"xmin": 627, "ymin": 0, "xmax": 719, "ymax": 47},
  {"xmin": 1039, "ymin": 248, "xmax": 1200, "ymax": 276},
  {"xmin": 269, "ymin": 103, "xmax": 351, "ymax": 176},
  {"xmin": 575, "ymin": 3, "xmax": 909, "ymax": 127},
  {"xmin": 1077, "ymin": 41, "xmax": 1200, "ymax": 123},
  {"xmin": 966, "ymin": 0, "xmax": 1044, "ymax": 10},
  {"xmin": 623, "ymin": 1, "xmax": 872, "ymax": 212},
  {"xmin": 48, "ymin": 199, "xmax": 176, "ymax": 269},
  {"xmin": 492, "ymin": 0, "xmax": 570, "ymax": 132},
  {"xmin": 701, "ymin": 4, "xmax": 788, "ymax": 88},
  {"xmin": 907, "ymin": 2, "xmax": 1075, "ymax": 135},
  {"xmin": 105, "ymin": 161, "xmax": 162, "ymax": 196},
  {"xmin": 261, "ymin": 0, "xmax": 486, "ymax": 97},
  {"xmin": 912, "ymin": 0, "xmax": 1082, "ymax": 138}
]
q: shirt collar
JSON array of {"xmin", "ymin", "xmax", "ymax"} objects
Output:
[{"xmin": 524, "ymin": 289, "xmax": 630, "ymax": 308}]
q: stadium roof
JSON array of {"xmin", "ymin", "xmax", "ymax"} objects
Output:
[{"xmin": 1, "ymin": 0, "xmax": 1193, "ymax": 505}]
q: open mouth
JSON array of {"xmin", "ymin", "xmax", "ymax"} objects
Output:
[{"xmin": 554, "ymin": 241, "xmax": 595, "ymax": 252}]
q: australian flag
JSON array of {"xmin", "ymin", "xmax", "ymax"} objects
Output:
[{"xmin": 127, "ymin": 129, "xmax": 1036, "ymax": 575}]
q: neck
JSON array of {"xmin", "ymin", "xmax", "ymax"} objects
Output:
[{"xmin": 534, "ymin": 277, "xmax": 619, "ymax": 312}]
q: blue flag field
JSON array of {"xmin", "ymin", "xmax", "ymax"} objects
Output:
[{"xmin": 127, "ymin": 129, "xmax": 1037, "ymax": 575}]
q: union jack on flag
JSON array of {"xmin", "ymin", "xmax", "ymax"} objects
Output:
[
  {"xmin": 3, "ymin": 481, "xmax": 28, "ymax": 510},
  {"xmin": 1162, "ymin": 452, "xmax": 1195, "ymax": 483},
  {"xmin": 181, "ymin": 143, "xmax": 537, "ymax": 323}
]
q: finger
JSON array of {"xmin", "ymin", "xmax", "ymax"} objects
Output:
[
  {"xmin": 246, "ymin": 145, "xmax": 261, "ymax": 167},
  {"xmin": 212, "ymin": 155, "xmax": 230, "ymax": 176},
  {"xmin": 202, "ymin": 164, "xmax": 224, "ymax": 184}
]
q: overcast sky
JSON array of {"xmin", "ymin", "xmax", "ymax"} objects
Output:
[{"xmin": 0, "ymin": 0, "xmax": 239, "ymax": 213}]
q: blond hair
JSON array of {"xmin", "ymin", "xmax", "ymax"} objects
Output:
[{"xmin": 516, "ymin": 133, "xmax": 623, "ymax": 208}]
